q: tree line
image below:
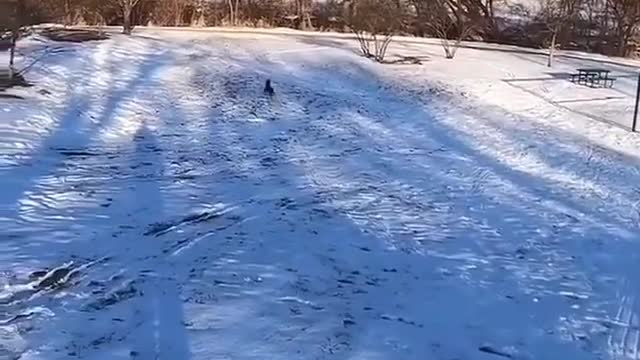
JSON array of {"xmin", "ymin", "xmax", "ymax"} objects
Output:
[{"xmin": 3, "ymin": 0, "xmax": 640, "ymax": 59}]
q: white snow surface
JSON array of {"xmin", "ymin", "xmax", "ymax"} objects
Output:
[{"xmin": 1, "ymin": 28, "xmax": 640, "ymax": 359}]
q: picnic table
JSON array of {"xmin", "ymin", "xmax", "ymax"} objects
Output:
[{"xmin": 570, "ymin": 68, "xmax": 616, "ymax": 88}]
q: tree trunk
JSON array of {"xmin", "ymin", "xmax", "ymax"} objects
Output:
[
  {"xmin": 299, "ymin": 0, "xmax": 311, "ymax": 30},
  {"xmin": 175, "ymin": 2, "xmax": 182, "ymax": 26},
  {"xmin": 601, "ymin": 0, "xmax": 610, "ymax": 53},
  {"xmin": 9, "ymin": 30, "xmax": 17, "ymax": 79},
  {"xmin": 227, "ymin": 0, "xmax": 235, "ymax": 25},
  {"xmin": 123, "ymin": 6, "xmax": 133, "ymax": 34},
  {"xmin": 547, "ymin": 29, "xmax": 557, "ymax": 67},
  {"xmin": 64, "ymin": 0, "xmax": 71, "ymax": 26},
  {"xmin": 193, "ymin": 0, "xmax": 205, "ymax": 26},
  {"xmin": 234, "ymin": 0, "xmax": 240, "ymax": 25},
  {"xmin": 192, "ymin": 5, "xmax": 205, "ymax": 27},
  {"xmin": 617, "ymin": 28, "xmax": 627, "ymax": 56},
  {"xmin": 305, "ymin": 12, "xmax": 312, "ymax": 30},
  {"xmin": 618, "ymin": 25, "xmax": 635, "ymax": 57},
  {"xmin": 586, "ymin": 0, "xmax": 594, "ymax": 50}
]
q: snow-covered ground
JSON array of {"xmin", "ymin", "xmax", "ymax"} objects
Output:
[{"xmin": 1, "ymin": 28, "xmax": 640, "ymax": 359}]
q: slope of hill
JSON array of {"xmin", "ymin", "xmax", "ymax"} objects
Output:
[{"xmin": 1, "ymin": 28, "xmax": 640, "ymax": 360}]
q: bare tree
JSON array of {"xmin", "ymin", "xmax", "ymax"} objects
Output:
[
  {"xmin": 430, "ymin": 0, "xmax": 475, "ymax": 59},
  {"xmin": 296, "ymin": 0, "xmax": 313, "ymax": 30},
  {"xmin": 171, "ymin": 0, "xmax": 191, "ymax": 26},
  {"xmin": 227, "ymin": 0, "xmax": 240, "ymax": 25},
  {"xmin": 538, "ymin": 0, "xmax": 581, "ymax": 66},
  {"xmin": 9, "ymin": 30, "xmax": 18, "ymax": 79},
  {"xmin": 1, "ymin": 0, "xmax": 39, "ymax": 81},
  {"xmin": 63, "ymin": 0, "xmax": 73, "ymax": 26},
  {"xmin": 433, "ymin": 21, "xmax": 475, "ymax": 59},
  {"xmin": 609, "ymin": 0, "xmax": 640, "ymax": 56},
  {"xmin": 2, "ymin": 0, "xmax": 24, "ymax": 79},
  {"xmin": 191, "ymin": 0, "xmax": 207, "ymax": 26},
  {"xmin": 439, "ymin": 0, "xmax": 497, "ymax": 38},
  {"xmin": 347, "ymin": 0, "xmax": 404, "ymax": 62},
  {"xmin": 12, "ymin": 0, "xmax": 636, "ymax": 61},
  {"xmin": 118, "ymin": 0, "xmax": 143, "ymax": 34},
  {"xmin": 242, "ymin": 0, "xmax": 289, "ymax": 27}
]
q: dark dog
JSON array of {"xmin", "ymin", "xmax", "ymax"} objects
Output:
[{"xmin": 264, "ymin": 79, "xmax": 274, "ymax": 96}]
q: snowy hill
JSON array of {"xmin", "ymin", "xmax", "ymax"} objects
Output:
[{"xmin": 1, "ymin": 28, "xmax": 640, "ymax": 359}]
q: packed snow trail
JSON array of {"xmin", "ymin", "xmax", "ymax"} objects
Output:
[{"xmin": 1, "ymin": 30, "xmax": 640, "ymax": 359}]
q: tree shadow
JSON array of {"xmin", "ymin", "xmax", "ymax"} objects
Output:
[
  {"xmin": 0, "ymin": 37, "xmax": 172, "ymax": 241},
  {"xmin": 7, "ymin": 115, "xmax": 193, "ymax": 359},
  {"xmin": 4, "ymin": 31, "xmax": 640, "ymax": 359},
  {"xmin": 460, "ymin": 99, "xmax": 640, "ymax": 217},
  {"xmin": 0, "ymin": 36, "xmax": 191, "ymax": 358},
  {"xmin": 173, "ymin": 43, "xmax": 640, "ymax": 358}
]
